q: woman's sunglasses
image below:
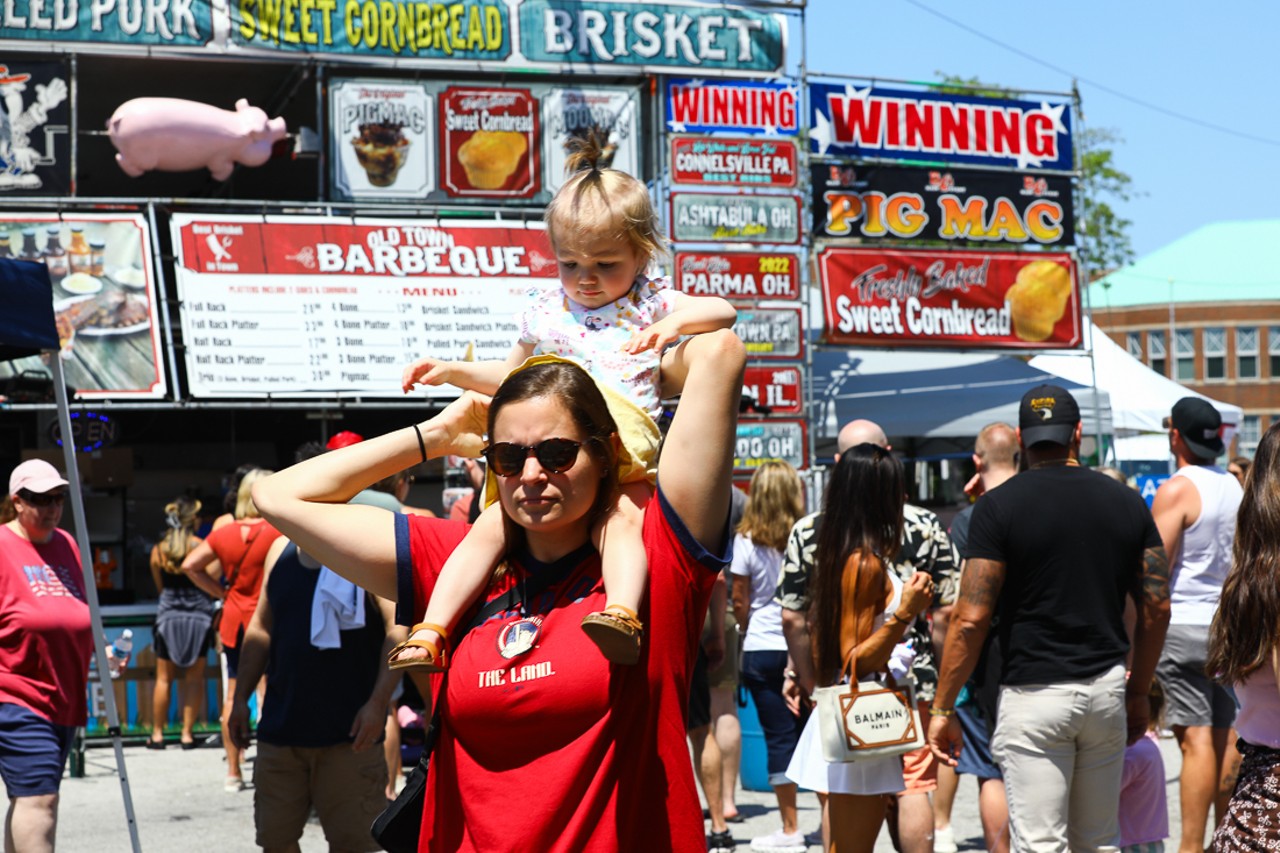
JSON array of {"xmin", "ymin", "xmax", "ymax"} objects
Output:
[
  {"xmin": 483, "ymin": 438, "xmax": 583, "ymax": 477},
  {"xmin": 18, "ymin": 490, "xmax": 66, "ymax": 508}
]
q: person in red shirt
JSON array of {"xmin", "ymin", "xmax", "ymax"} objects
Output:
[
  {"xmin": 0, "ymin": 460, "xmax": 92, "ymax": 853},
  {"xmin": 182, "ymin": 469, "xmax": 282, "ymax": 793},
  {"xmin": 253, "ymin": 330, "xmax": 745, "ymax": 852}
]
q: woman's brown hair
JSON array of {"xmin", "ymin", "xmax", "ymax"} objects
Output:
[
  {"xmin": 809, "ymin": 444, "xmax": 904, "ymax": 684},
  {"xmin": 487, "ymin": 361, "xmax": 620, "ymax": 556},
  {"xmin": 1208, "ymin": 421, "xmax": 1280, "ymax": 683},
  {"xmin": 155, "ymin": 496, "xmax": 202, "ymax": 574},
  {"xmin": 737, "ymin": 461, "xmax": 805, "ymax": 552}
]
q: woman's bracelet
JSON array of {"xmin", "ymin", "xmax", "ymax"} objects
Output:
[
  {"xmin": 929, "ymin": 706, "xmax": 956, "ymax": 717},
  {"xmin": 888, "ymin": 610, "xmax": 913, "ymax": 626},
  {"xmin": 784, "ymin": 669, "xmax": 798, "ymax": 680},
  {"xmin": 411, "ymin": 423, "xmax": 427, "ymax": 464}
]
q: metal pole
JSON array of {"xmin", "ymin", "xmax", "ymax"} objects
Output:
[
  {"xmin": 1078, "ymin": 110, "xmax": 1106, "ymax": 462},
  {"xmin": 48, "ymin": 354, "xmax": 143, "ymax": 853},
  {"xmin": 147, "ymin": 201, "xmax": 181, "ymax": 400}
]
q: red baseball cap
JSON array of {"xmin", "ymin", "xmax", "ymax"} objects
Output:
[{"xmin": 326, "ymin": 430, "xmax": 364, "ymax": 450}]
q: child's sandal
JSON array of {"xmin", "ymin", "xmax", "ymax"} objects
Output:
[
  {"xmin": 387, "ymin": 622, "xmax": 449, "ymax": 672},
  {"xmin": 581, "ymin": 605, "xmax": 644, "ymax": 665}
]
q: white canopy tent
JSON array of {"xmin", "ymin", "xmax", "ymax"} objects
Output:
[{"xmin": 1030, "ymin": 322, "xmax": 1242, "ymax": 460}]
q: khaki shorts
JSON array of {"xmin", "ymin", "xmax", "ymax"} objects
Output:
[{"xmin": 254, "ymin": 740, "xmax": 387, "ymax": 851}]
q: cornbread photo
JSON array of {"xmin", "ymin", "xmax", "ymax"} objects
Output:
[
  {"xmin": 1004, "ymin": 259, "xmax": 1072, "ymax": 342},
  {"xmin": 457, "ymin": 130, "xmax": 527, "ymax": 189}
]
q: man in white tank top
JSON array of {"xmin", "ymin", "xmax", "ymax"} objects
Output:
[{"xmin": 1151, "ymin": 397, "xmax": 1244, "ymax": 853}]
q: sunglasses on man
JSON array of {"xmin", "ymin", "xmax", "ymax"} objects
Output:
[
  {"xmin": 482, "ymin": 438, "xmax": 585, "ymax": 477},
  {"xmin": 18, "ymin": 490, "xmax": 67, "ymax": 508}
]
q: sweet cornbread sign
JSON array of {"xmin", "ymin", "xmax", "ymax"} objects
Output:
[{"xmin": 819, "ymin": 247, "xmax": 1081, "ymax": 350}]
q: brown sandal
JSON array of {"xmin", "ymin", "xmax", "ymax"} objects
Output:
[
  {"xmin": 581, "ymin": 605, "xmax": 644, "ymax": 665},
  {"xmin": 387, "ymin": 622, "xmax": 449, "ymax": 672}
]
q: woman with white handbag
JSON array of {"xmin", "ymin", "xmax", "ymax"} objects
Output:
[{"xmin": 784, "ymin": 443, "xmax": 935, "ymax": 852}]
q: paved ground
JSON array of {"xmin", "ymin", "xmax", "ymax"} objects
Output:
[{"xmin": 58, "ymin": 734, "xmax": 1190, "ymax": 852}]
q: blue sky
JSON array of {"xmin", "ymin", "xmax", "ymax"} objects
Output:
[{"xmin": 803, "ymin": 0, "xmax": 1280, "ymax": 264}]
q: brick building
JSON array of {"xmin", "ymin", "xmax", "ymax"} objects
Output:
[{"xmin": 1091, "ymin": 220, "xmax": 1280, "ymax": 457}]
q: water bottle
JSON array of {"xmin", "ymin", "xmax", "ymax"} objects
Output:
[{"xmin": 107, "ymin": 629, "xmax": 133, "ymax": 679}]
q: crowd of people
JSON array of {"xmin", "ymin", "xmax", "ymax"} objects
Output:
[{"xmin": 2, "ymin": 142, "xmax": 1278, "ymax": 853}]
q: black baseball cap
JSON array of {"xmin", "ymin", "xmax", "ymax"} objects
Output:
[
  {"xmin": 1170, "ymin": 397, "xmax": 1225, "ymax": 460},
  {"xmin": 1019, "ymin": 384, "xmax": 1080, "ymax": 447}
]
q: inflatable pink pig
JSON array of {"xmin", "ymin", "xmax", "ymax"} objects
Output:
[{"xmin": 108, "ymin": 98, "xmax": 287, "ymax": 181}]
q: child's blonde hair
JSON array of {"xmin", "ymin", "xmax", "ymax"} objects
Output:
[{"xmin": 544, "ymin": 131, "xmax": 667, "ymax": 269}]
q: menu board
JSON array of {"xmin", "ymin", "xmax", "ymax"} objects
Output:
[
  {"xmin": 170, "ymin": 214, "xmax": 558, "ymax": 398},
  {"xmin": 0, "ymin": 213, "xmax": 166, "ymax": 399}
]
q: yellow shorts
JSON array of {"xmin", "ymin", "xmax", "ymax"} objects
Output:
[{"xmin": 484, "ymin": 354, "xmax": 660, "ymax": 507}]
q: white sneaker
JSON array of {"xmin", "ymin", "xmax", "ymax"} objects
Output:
[
  {"xmin": 750, "ymin": 829, "xmax": 807, "ymax": 853},
  {"xmin": 933, "ymin": 825, "xmax": 958, "ymax": 853}
]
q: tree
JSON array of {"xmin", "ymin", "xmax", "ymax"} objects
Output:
[{"xmin": 932, "ymin": 75, "xmax": 1136, "ymax": 275}]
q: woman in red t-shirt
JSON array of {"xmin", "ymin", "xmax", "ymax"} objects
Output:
[
  {"xmin": 0, "ymin": 459, "xmax": 92, "ymax": 851},
  {"xmin": 182, "ymin": 468, "xmax": 281, "ymax": 792},
  {"xmin": 253, "ymin": 332, "xmax": 745, "ymax": 852}
]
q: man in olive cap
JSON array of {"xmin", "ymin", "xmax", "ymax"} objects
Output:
[{"xmin": 1152, "ymin": 397, "xmax": 1243, "ymax": 852}]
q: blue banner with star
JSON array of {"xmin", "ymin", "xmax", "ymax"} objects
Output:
[{"xmin": 808, "ymin": 82, "xmax": 1074, "ymax": 172}]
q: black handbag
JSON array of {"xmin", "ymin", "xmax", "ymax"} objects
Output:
[
  {"xmin": 371, "ymin": 564, "xmax": 572, "ymax": 851},
  {"xmin": 370, "ymin": 716, "xmax": 438, "ymax": 853}
]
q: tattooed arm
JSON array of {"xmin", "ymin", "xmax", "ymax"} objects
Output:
[
  {"xmin": 1126, "ymin": 545, "xmax": 1171, "ymax": 744},
  {"xmin": 928, "ymin": 557, "xmax": 1004, "ymax": 765}
]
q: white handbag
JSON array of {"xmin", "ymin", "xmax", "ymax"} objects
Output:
[
  {"xmin": 814, "ymin": 674, "xmax": 924, "ymax": 763},
  {"xmin": 812, "ymin": 551, "xmax": 925, "ymax": 763}
]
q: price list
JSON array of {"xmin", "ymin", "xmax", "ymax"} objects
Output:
[
  {"xmin": 180, "ymin": 279, "xmax": 527, "ymax": 397},
  {"xmin": 171, "ymin": 214, "xmax": 556, "ymax": 398}
]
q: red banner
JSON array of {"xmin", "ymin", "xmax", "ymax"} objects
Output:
[
  {"xmin": 819, "ymin": 248, "xmax": 1080, "ymax": 349},
  {"xmin": 742, "ymin": 365, "xmax": 803, "ymax": 415},
  {"xmin": 673, "ymin": 251, "xmax": 800, "ymax": 301},
  {"xmin": 670, "ymin": 136, "xmax": 798, "ymax": 187}
]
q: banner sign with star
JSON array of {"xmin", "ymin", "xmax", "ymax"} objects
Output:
[
  {"xmin": 665, "ymin": 78, "xmax": 801, "ymax": 136},
  {"xmin": 808, "ymin": 82, "xmax": 1074, "ymax": 172},
  {"xmin": 811, "ymin": 162, "xmax": 1075, "ymax": 246}
]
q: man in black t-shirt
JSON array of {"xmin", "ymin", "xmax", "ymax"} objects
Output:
[{"xmin": 926, "ymin": 385, "xmax": 1171, "ymax": 852}]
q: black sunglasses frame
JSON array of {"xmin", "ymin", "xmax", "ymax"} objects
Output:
[
  {"xmin": 17, "ymin": 489, "xmax": 67, "ymax": 508},
  {"xmin": 483, "ymin": 438, "xmax": 584, "ymax": 477}
]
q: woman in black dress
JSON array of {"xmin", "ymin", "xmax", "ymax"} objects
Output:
[{"xmin": 148, "ymin": 497, "xmax": 216, "ymax": 748}]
